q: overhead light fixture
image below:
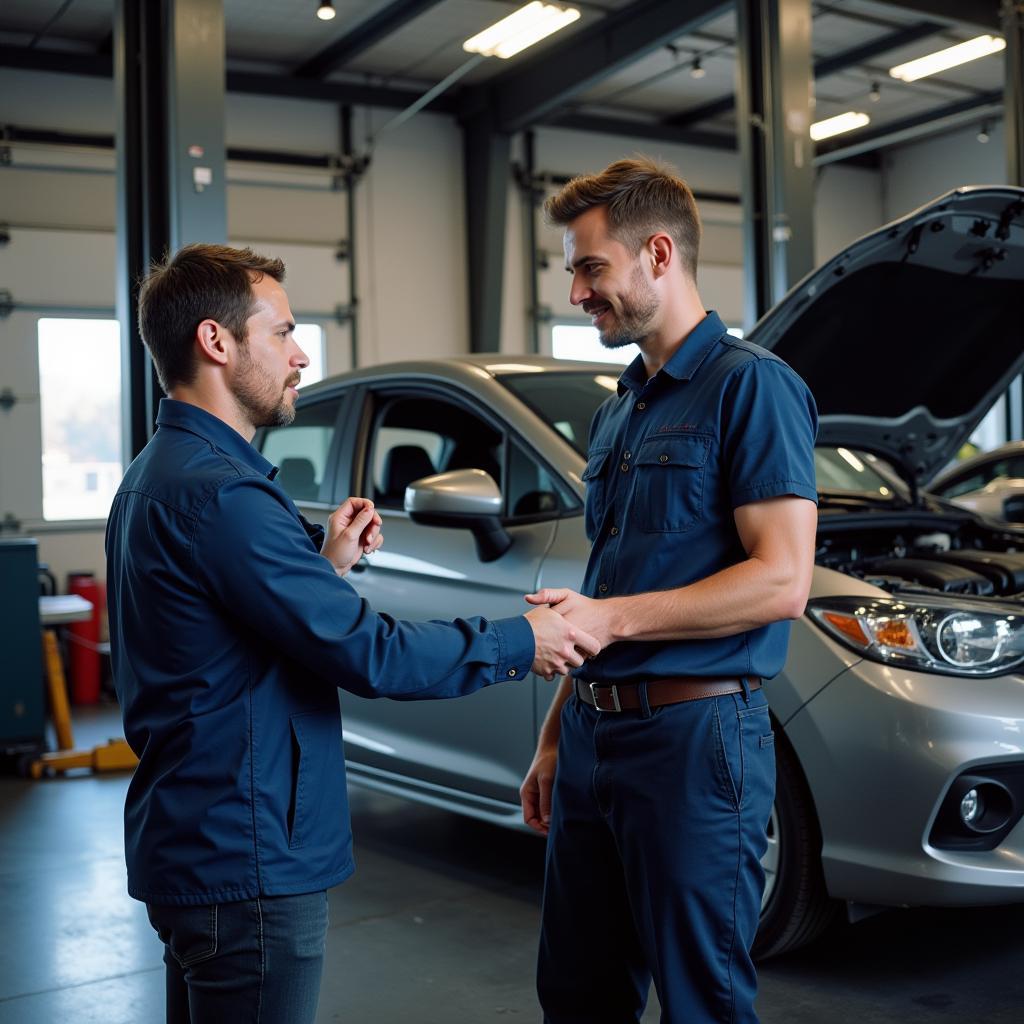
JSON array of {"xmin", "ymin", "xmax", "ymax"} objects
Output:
[
  {"xmin": 316, "ymin": 0, "xmax": 336, "ymax": 20},
  {"xmin": 977, "ymin": 122, "xmax": 990, "ymax": 143},
  {"xmin": 810, "ymin": 111, "xmax": 870, "ymax": 141},
  {"xmin": 869, "ymin": 80, "xmax": 881, "ymax": 102},
  {"xmin": 690, "ymin": 56, "xmax": 706, "ymax": 79},
  {"xmin": 889, "ymin": 34, "xmax": 1005, "ymax": 83},
  {"xmin": 463, "ymin": 2, "xmax": 580, "ymax": 60}
]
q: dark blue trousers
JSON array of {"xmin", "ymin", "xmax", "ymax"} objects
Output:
[
  {"xmin": 537, "ymin": 687, "xmax": 775, "ymax": 1024},
  {"xmin": 147, "ymin": 891, "xmax": 329, "ymax": 1024}
]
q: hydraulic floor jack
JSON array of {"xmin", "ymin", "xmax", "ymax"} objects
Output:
[{"xmin": 29, "ymin": 630, "xmax": 137, "ymax": 779}]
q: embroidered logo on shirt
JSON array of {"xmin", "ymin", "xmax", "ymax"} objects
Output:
[{"xmin": 658, "ymin": 423, "xmax": 701, "ymax": 432}]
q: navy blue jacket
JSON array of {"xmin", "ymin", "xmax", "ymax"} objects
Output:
[{"xmin": 106, "ymin": 399, "xmax": 534, "ymax": 906}]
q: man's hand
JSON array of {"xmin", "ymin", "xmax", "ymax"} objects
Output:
[
  {"xmin": 525, "ymin": 588, "xmax": 619, "ymax": 649},
  {"xmin": 525, "ymin": 606, "xmax": 600, "ymax": 679},
  {"xmin": 321, "ymin": 497, "xmax": 383, "ymax": 576},
  {"xmin": 521, "ymin": 745, "xmax": 558, "ymax": 835}
]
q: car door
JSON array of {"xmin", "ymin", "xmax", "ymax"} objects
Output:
[{"xmin": 333, "ymin": 380, "xmax": 569, "ymax": 809}]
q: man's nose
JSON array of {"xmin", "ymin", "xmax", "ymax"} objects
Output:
[
  {"xmin": 569, "ymin": 277, "xmax": 591, "ymax": 306},
  {"xmin": 292, "ymin": 342, "xmax": 310, "ymax": 368}
]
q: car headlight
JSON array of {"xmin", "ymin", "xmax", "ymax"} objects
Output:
[{"xmin": 807, "ymin": 597, "xmax": 1024, "ymax": 676}]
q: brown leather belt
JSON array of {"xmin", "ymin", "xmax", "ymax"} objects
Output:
[{"xmin": 573, "ymin": 675, "xmax": 762, "ymax": 713}]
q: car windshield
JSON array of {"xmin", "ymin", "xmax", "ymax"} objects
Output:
[
  {"xmin": 500, "ymin": 371, "xmax": 622, "ymax": 455},
  {"xmin": 501, "ymin": 370, "xmax": 909, "ymax": 502}
]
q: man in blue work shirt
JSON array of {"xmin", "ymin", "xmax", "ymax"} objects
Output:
[
  {"xmin": 106, "ymin": 243, "xmax": 600, "ymax": 1024},
  {"xmin": 520, "ymin": 159, "xmax": 818, "ymax": 1023}
]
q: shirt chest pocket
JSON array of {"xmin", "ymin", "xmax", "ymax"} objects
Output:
[
  {"xmin": 633, "ymin": 434, "xmax": 711, "ymax": 533},
  {"xmin": 581, "ymin": 446, "xmax": 613, "ymax": 541}
]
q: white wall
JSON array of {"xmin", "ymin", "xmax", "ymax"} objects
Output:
[{"xmin": 880, "ymin": 122, "xmax": 1008, "ymax": 221}]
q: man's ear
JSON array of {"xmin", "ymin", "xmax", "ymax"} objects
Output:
[
  {"xmin": 195, "ymin": 319, "xmax": 230, "ymax": 367},
  {"xmin": 647, "ymin": 232, "xmax": 674, "ymax": 279}
]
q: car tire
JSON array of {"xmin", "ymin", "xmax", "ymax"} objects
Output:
[{"xmin": 752, "ymin": 729, "xmax": 841, "ymax": 959}]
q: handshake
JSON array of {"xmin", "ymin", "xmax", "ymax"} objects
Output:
[
  {"xmin": 524, "ymin": 587, "xmax": 617, "ymax": 680},
  {"xmin": 323, "ymin": 496, "xmax": 614, "ymax": 681}
]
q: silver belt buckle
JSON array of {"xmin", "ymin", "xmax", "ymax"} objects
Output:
[{"xmin": 590, "ymin": 681, "xmax": 621, "ymax": 713}]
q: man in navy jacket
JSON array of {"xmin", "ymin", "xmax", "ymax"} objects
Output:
[{"xmin": 106, "ymin": 243, "xmax": 598, "ymax": 1023}]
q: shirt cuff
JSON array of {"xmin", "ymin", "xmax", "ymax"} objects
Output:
[
  {"xmin": 490, "ymin": 615, "xmax": 536, "ymax": 682},
  {"xmin": 732, "ymin": 479, "xmax": 819, "ymax": 507}
]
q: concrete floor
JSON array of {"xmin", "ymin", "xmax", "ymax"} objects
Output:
[{"xmin": 1, "ymin": 705, "xmax": 1022, "ymax": 1023}]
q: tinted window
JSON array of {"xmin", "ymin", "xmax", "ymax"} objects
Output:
[
  {"xmin": 500, "ymin": 372, "xmax": 620, "ymax": 455},
  {"xmin": 259, "ymin": 399, "xmax": 341, "ymax": 503},
  {"xmin": 369, "ymin": 395, "xmax": 502, "ymax": 510},
  {"xmin": 506, "ymin": 441, "xmax": 575, "ymax": 518},
  {"xmin": 814, "ymin": 448, "xmax": 902, "ymax": 496}
]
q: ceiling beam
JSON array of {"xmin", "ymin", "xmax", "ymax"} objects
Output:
[
  {"xmin": 544, "ymin": 113, "xmax": 736, "ymax": 149},
  {"xmin": 814, "ymin": 88, "xmax": 1003, "ymax": 164},
  {"xmin": 292, "ymin": 0, "xmax": 444, "ymax": 79},
  {"xmin": 462, "ymin": 0, "xmax": 730, "ymax": 134},
  {"xmin": 882, "ymin": 1, "xmax": 999, "ymax": 32},
  {"xmin": 665, "ymin": 20, "xmax": 944, "ymax": 129},
  {"xmin": 0, "ymin": 46, "xmax": 456, "ymax": 113}
]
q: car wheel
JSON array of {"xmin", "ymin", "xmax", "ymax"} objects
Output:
[{"xmin": 753, "ymin": 730, "xmax": 841, "ymax": 959}]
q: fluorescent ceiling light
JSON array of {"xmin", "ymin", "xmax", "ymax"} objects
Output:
[
  {"xmin": 810, "ymin": 111, "xmax": 870, "ymax": 141},
  {"xmin": 464, "ymin": 2, "xmax": 580, "ymax": 60},
  {"xmin": 889, "ymin": 35, "xmax": 1005, "ymax": 82}
]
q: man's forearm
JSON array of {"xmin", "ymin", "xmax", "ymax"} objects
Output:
[
  {"xmin": 606, "ymin": 554, "xmax": 807, "ymax": 644},
  {"xmin": 536, "ymin": 675, "xmax": 574, "ymax": 750}
]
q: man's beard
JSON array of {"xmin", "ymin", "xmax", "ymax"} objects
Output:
[
  {"xmin": 598, "ymin": 263, "xmax": 659, "ymax": 349},
  {"xmin": 232, "ymin": 344, "xmax": 296, "ymax": 428}
]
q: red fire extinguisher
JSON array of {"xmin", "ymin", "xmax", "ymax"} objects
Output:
[{"xmin": 67, "ymin": 572, "xmax": 102, "ymax": 704}]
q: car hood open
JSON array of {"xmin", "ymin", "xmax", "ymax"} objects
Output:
[{"xmin": 749, "ymin": 186, "xmax": 1024, "ymax": 490}]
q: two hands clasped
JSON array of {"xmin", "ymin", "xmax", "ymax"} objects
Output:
[{"xmin": 320, "ymin": 496, "xmax": 616, "ymax": 681}]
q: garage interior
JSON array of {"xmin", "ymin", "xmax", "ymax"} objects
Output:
[{"xmin": 0, "ymin": 1, "xmax": 1022, "ymax": 1021}]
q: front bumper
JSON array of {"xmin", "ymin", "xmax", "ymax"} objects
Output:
[{"xmin": 785, "ymin": 659, "xmax": 1024, "ymax": 907}]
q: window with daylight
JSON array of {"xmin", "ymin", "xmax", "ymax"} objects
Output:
[
  {"xmin": 293, "ymin": 323, "xmax": 325, "ymax": 387},
  {"xmin": 37, "ymin": 318, "xmax": 123, "ymax": 521},
  {"xmin": 551, "ymin": 323, "xmax": 745, "ymax": 365}
]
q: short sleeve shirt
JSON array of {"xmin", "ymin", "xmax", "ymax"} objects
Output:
[{"xmin": 578, "ymin": 310, "xmax": 818, "ymax": 682}]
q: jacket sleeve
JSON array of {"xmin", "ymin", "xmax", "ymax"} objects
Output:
[{"xmin": 189, "ymin": 474, "xmax": 535, "ymax": 700}]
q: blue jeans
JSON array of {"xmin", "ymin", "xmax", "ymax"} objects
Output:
[
  {"xmin": 147, "ymin": 891, "xmax": 329, "ymax": 1024},
  {"xmin": 538, "ymin": 688, "xmax": 776, "ymax": 1024}
]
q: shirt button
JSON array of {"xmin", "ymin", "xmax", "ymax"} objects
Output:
[
  {"xmin": 636, "ymin": 401, "xmax": 646, "ymax": 411},
  {"xmin": 599, "ymin": 583, "xmax": 609, "ymax": 593},
  {"xmin": 507, "ymin": 668, "xmax": 518, "ymax": 677},
  {"xmin": 610, "ymin": 526, "xmax": 619, "ymax": 536},
  {"xmin": 620, "ymin": 462, "xmax": 629, "ymax": 472},
  {"xmin": 623, "ymin": 451, "xmax": 631, "ymax": 460},
  {"xmin": 659, "ymin": 453, "xmax": 669, "ymax": 463}
]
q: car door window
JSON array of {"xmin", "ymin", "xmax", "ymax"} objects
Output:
[
  {"xmin": 506, "ymin": 440, "xmax": 574, "ymax": 519},
  {"xmin": 369, "ymin": 394, "xmax": 503, "ymax": 510},
  {"xmin": 259, "ymin": 398, "xmax": 342, "ymax": 503}
]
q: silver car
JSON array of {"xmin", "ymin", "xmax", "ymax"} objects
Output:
[
  {"xmin": 256, "ymin": 186, "xmax": 1024, "ymax": 957},
  {"xmin": 928, "ymin": 440, "xmax": 1024, "ymax": 523}
]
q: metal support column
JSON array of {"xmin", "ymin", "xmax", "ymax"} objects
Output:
[
  {"xmin": 463, "ymin": 113, "xmax": 511, "ymax": 353},
  {"xmin": 735, "ymin": 0, "xmax": 815, "ymax": 330},
  {"xmin": 115, "ymin": 0, "xmax": 227, "ymax": 460},
  {"xmin": 340, "ymin": 106, "xmax": 361, "ymax": 370},
  {"xmin": 1003, "ymin": 0, "xmax": 1024, "ymax": 439},
  {"xmin": 522, "ymin": 132, "xmax": 542, "ymax": 355}
]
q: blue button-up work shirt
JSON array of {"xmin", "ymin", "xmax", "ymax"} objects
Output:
[
  {"xmin": 106, "ymin": 399, "xmax": 534, "ymax": 905},
  {"xmin": 578, "ymin": 311, "xmax": 818, "ymax": 683}
]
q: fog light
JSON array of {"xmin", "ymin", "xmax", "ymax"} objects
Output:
[
  {"xmin": 955, "ymin": 776, "xmax": 1014, "ymax": 834},
  {"xmin": 960, "ymin": 788, "xmax": 982, "ymax": 825}
]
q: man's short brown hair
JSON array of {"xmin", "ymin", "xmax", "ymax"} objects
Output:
[
  {"xmin": 544, "ymin": 157, "xmax": 702, "ymax": 278},
  {"xmin": 137, "ymin": 243, "xmax": 285, "ymax": 393}
]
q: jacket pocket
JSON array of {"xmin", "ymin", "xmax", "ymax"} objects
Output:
[
  {"xmin": 288, "ymin": 711, "xmax": 340, "ymax": 850},
  {"xmin": 634, "ymin": 434, "xmax": 711, "ymax": 533},
  {"xmin": 581, "ymin": 446, "xmax": 613, "ymax": 541}
]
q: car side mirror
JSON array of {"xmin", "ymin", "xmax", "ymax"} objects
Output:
[{"xmin": 405, "ymin": 469, "xmax": 513, "ymax": 562}]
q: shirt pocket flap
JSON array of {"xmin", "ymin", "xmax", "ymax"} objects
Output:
[
  {"xmin": 636, "ymin": 435, "xmax": 710, "ymax": 468},
  {"xmin": 582, "ymin": 446, "xmax": 612, "ymax": 481}
]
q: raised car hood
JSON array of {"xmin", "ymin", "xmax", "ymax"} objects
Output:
[{"xmin": 749, "ymin": 186, "xmax": 1024, "ymax": 489}]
